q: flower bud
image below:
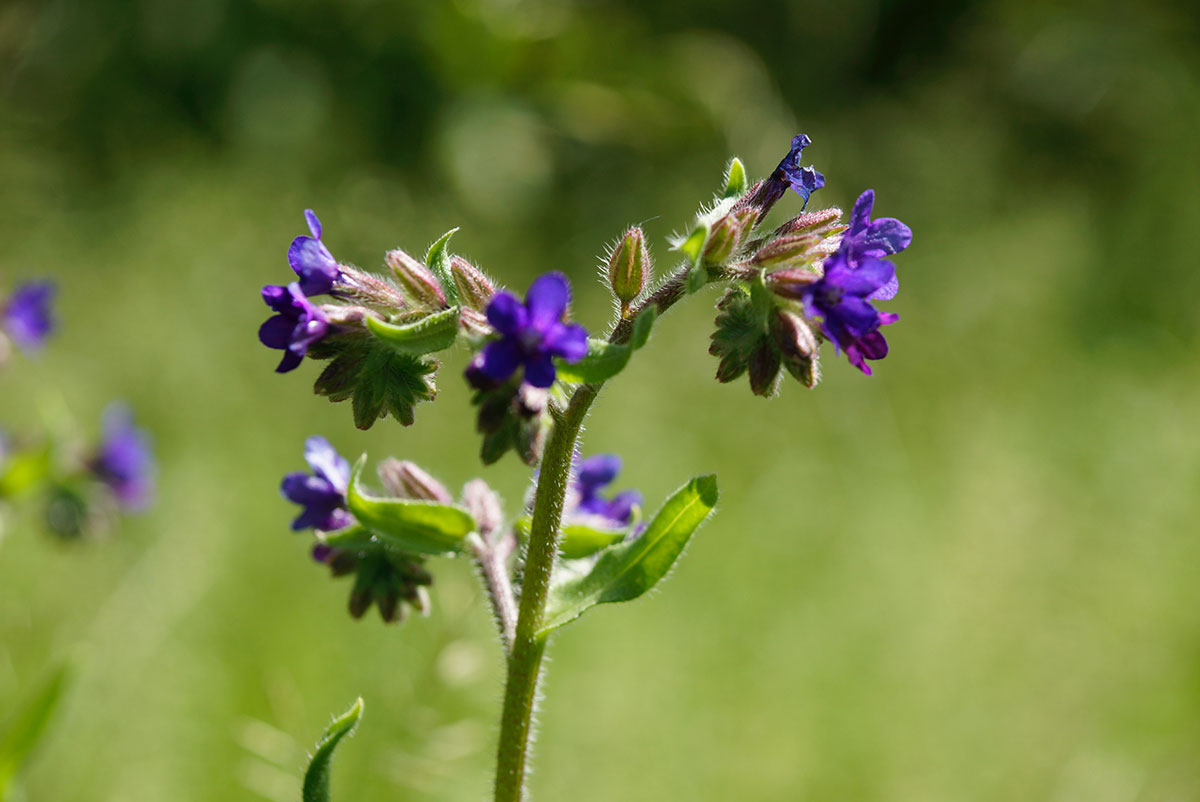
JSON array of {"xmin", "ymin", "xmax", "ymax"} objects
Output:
[
  {"xmin": 449, "ymin": 256, "xmax": 496, "ymax": 311},
  {"xmin": 348, "ymin": 585, "xmax": 372, "ymax": 619},
  {"xmin": 765, "ymin": 267, "xmax": 820, "ymax": 299},
  {"xmin": 748, "ymin": 344, "xmax": 782, "ymax": 397},
  {"xmin": 771, "ymin": 310, "xmax": 820, "ymax": 388},
  {"xmin": 386, "ymin": 249, "xmax": 447, "ymax": 308},
  {"xmin": 462, "ymin": 478, "xmax": 503, "ymax": 539},
  {"xmin": 377, "ymin": 458, "xmax": 454, "ymax": 503},
  {"xmin": 458, "ymin": 306, "xmax": 491, "ymax": 338},
  {"xmin": 607, "ymin": 227, "xmax": 650, "ymax": 307},
  {"xmin": 337, "ymin": 265, "xmax": 408, "ymax": 310},
  {"xmin": 751, "ymin": 234, "xmax": 820, "ymax": 267},
  {"xmin": 773, "ymin": 206, "xmax": 843, "ymax": 237}
]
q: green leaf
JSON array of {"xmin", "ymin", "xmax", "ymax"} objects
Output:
[
  {"xmin": 310, "ymin": 336, "xmax": 438, "ymax": 429},
  {"xmin": 629, "ymin": 307, "xmax": 657, "ymax": 350},
  {"xmin": 0, "ymin": 664, "xmax": 71, "ymax": 799},
  {"xmin": 514, "ymin": 517, "xmax": 626, "ymax": 560},
  {"xmin": 673, "ymin": 225, "xmax": 708, "ymax": 264},
  {"xmin": 318, "ymin": 523, "xmax": 379, "ymax": 551},
  {"xmin": 425, "ymin": 228, "xmax": 460, "ymax": 306},
  {"xmin": 302, "ymin": 697, "xmax": 363, "ymax": 802},
  {"xmin": 722, "ymin": 157, "xmax": 748, "ymax": 198},
  {"xmin": 346, "ymin": 457, "xmax": 475, "ymax": 555},
  {"xmin": 365, "ymin": 306, "xmax": 460, "ymax": 356},
  {"xmin": 540, "ymin": 474, "xmax": 719, "ymax": 634},
  {"xmin": 554, "ymin": 339, "xmax": 632, "ymax": 384}
]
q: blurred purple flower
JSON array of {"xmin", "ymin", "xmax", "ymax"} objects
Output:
[
  {"xmin": 2, "ymin": 280, "xmax": 56, "ymax": 351},
  {"xmin": 573, "ymin": 454, "xmax": 642, "ymax": 527},
  {"xmin": 470, "ymin": 272, "xmax": 588, "ymax": 388},
  {"xmin": 258, "ymin": 282, "xmax": 329, "ymax": 373},
  {"xmin": 841, "ymin": 190, "xmax": 912, "ymax": 301},
  {"xmin": 281, "ymin": 435, "xmax": 353, "ymax": 532},
  {"xmin": 91, "ymin": 404, "xmax": 154, "ymax": 510},
  {"xmin": 799, "ymin": 246, "xmax": 899, "ymax": 376},
  {"xmin": 288, "ymin": 209, "xmax": 341, "ymax": 296}
]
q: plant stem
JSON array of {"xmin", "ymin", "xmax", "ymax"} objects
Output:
[
  {"xmin": 468, "ymin": 532, "xmax": 518, "ymax": 652},
  {"xmin": 492, "ymin": 265, "xmax": 693, "ymax": 802}
]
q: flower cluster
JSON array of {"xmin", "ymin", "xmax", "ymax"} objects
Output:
[{"xmin": 569, "ymin": 454, "xmax": 641, "ymax": 528}]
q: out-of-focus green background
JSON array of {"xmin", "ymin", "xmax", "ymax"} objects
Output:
[{"xmin": 2, "ymin": 0, "xmax": 1199, "ymax": 799}]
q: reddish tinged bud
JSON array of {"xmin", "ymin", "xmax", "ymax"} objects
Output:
[
  {"xmin": 771, "ymin": 309, "xmax": 820, "ymax": 388},
  {"xmin": 703, "ymin": 216, "xmax": 739, "ymax": 265},
  {"xmin": 773, "ymin": 206, "xmax": 844, "ymax": 237},
  {"xmin": 751, "ymin": 234, "xmax": 820, "ymax": 267},
  {"xmin": 607, "ymin": 227, "xmax": 650, "ymax": 307},
  {"xmin": 386, "ymin": 249, "xmax": 447, "ymax": 308},
  {"xmin": 766, "ymin": 267, "xmax": 820, "ymax": 299},
  {"xmin": 377, "ymin": 458, "xmax": 454, "ymax": 503},
  {"xmin": 462, "ymin": 479, "xmax": 503, "ymax": 539},
  {"xmin": 449, "ymin": 256, "xmax": 496, "ymax": 311},
  {"xmin": 337, "ymin": 266, "xmax": 408, "ymax": 310},
  {"xmin": 458, "ymin": 306, "xmax": 491, "ymax": 338}
]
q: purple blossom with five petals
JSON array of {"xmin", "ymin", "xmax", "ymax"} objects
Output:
[
  {"xmin": 90, "ymin": 404, "xmax": 155, "ymax": 510},
  {"xmin": 840, "ymin": 190, "xmax": 913, "ymax": 301},
  {"xmin": 258, "ymin": 282, "xmax": 329, "ymax": 373},
  {"xmin": 799, "ymin": 246, "xmax": 899, "ymax": 376},
  {"xmin": 2, "ymin": 280, "xmax": 56, "ymax": 351},
  {"xmin": 573, "ymin": 454, "xmax": 642, "ymax": 527},
  {"xmin": 472, "ymin": 272, "xmax": 588, "ymax": 389},
  {"xmin": 281, "ymin": 435, "xmax": 353, "ymax": 532},
  {"xmin": 288, "ymin": 210, "xmax": 341, "ymax": 296}
]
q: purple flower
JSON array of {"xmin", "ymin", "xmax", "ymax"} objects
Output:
[
  {"xmin": 776, "ymin": 134, "xmax": 826, "ymax": 208},
  {"xmin": 281, "ymin": 435, "xmax": 353, "ymax": 532},
  {"xmin": 573, "ymin": 454, "xmax": 642, "ymax": 527},
  {"xmin": 91, "ymin": 404, "xmax": 154, "ymax": 510},
  {"xmin": 799, "ymin": 246, "xmax": 899, "ymax": 376},
  {"xmin": 288, "ymin": 210, "xmax": 341, "ymax": 296},
  {"xmin": 2, "ymin": 280, "xmax": 56, "ymax": 351},
  {"xmin": 841, "ymin": 190, "xmax": 912, "ymax": 301},
  {"xmin": 471, "ymin": 272, "xmax": 588, "ymax": 389},
  {"xmin": 258, "ymin": 282, "xmax": 329, "ymax": 373}
]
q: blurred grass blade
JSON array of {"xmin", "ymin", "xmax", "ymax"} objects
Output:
[
  {"xmin": 540, "ymin": 474, "xmax": 718, "ymax": 634},
  {"xmin": 346, "ymin": 457, "xmax": 475, "ymax": 555},
  {"xmin": 0, "ymin": 665, "xmax": 71, "ymax": 801},
  {"xmin": 302, "ymin": 697, "xmax": 363, "ymax": 802}
]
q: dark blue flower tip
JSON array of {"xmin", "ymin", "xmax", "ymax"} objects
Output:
[
  {"xmin": 1, "ymin": 280, "xmax": 56, "ymax": 351},
  {"xmin": 776, "ymin": 134, "xmax": 826, "ymax": 209},
  {"xmin": 573, "ymin": 453, "xmax": 641, "ymax": 527},
  {"xmin": 281, "ymin": 435, "xmax": 353, "ymax": 532},
  {"xmin": 800, "ymin": 247, "xmax": 899, "ymax": 375},
  {"xmin": 91, "ymin": 403, "xmax": 154, "ymax": 511},
  {"xmin": 288, "ymin": 209, "xmax": 341, "ymax": 296},
  {"xmin": 259, "ymin": 282, "xmax": 329, "ymax": 373},
  {"xmin": 843, "ymin": 190, "xmax": 912, "ymax": 300},
  {"xmin": 472, "ymin": 272, "xmax": 588, "ymax": 389}
]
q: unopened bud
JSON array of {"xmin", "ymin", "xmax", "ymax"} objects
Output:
[
  {"xmin": 704, "ymin": 209, "xmax": 759, "ymax": 265},
  {"xmin": 320, "ymin": 304, "xmax": 370, "ymax": 326},
  {"xmin": 377, "ymin": 458, "xmax": 453, "ymax": 503},
  {"xmin": 751, "ymin": 234, "xmax": 820, "ymax": 267},
  {"xmin": 748, "ymin": 345, "xmax": 782, "ymax": 398},
  {"xmin": 337, "ymin": 266, "xmax": 408, "ymax": 310},
  {"xmin": 458, "ymin": 306, "xmax": 491, "ymax": 338},
  {"xmin": 449, "ymin": 256, "xmax": 496, "ymax": 311},
  {"xmin": 377, "ymin": 590, "xmax": 401, "ymax": 623},
  {"xmin": 773, "ymin": 206, "xmax": 843, "ymax": 237},
  {"xmin": 607, "ymin": 227, "xmax": 650, "ymax": 307},
  {"xmin": 765, "ymin": 267, "xmax": 820, "ymax": 299},
  {"xmin": 386, "ymin": 249, "xmax": 447, "ymax": 308},
  {"xmin": 348, "ymin": 585, "xmax": 372, "ymax": 619},
  {"xmin": 772, "ymin": 310, "xmax": 820, "ymax": 388},
  {"xmin": 462, "ymin": 479, "xmax": 503, "ymax": 538}
]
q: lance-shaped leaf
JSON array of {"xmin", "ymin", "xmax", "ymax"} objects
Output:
[
  {"xmin": 346, "ymin": 457, "xmax": 475, "ymax": 556},
  {"xmin": 425, "ymin": 228, "xmax": 460, "ymax": 306},
  {"xmin": 540, "ymin": 474, "xmax": 718, "ymax": 634},
  {"xmin": 514, "ymin": 517, "xmax": 626, "ymax": 560},
  {"xmin": 317, "ymin": 522, "xmax": 379, "ymax": 551},
  {"xmin": 302, "ymin": 697, "xmax": 363, "ymax": 802},
  {"xmin": 365, "ymin": 307, "xmax": 460, "ymax": 356},
  {"xmin": 0, "ymin": 664, "xmax": 71, "ymax": 800},
  {"xmin": 554, "ymin": 308, "xmax": 656, "ymax": 384}
]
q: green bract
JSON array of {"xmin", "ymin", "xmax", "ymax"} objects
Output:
[
  {"xmin": 346, "ymin": 457, "xmax": 475, "ymax": 555},
  {"xmin": 365, "ymin": 306, "xmax": 460, "ymax": 356}
]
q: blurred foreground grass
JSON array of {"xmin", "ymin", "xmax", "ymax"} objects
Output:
[{"xmin": 2, "ymin": 1, "xmax": 1200, "ymax": 800}]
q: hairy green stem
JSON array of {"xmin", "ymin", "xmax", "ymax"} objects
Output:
[{"xmin": 492, "ymin": 266, "xmax": 692, "ymax": 802}]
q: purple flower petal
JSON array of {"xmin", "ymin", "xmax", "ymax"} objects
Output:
[
  {"xmin": 578, "ymin": 455, "xmax": 621, "ymax": 489},
  {"xmin": 304, "ymin": 209, "xmax": 322, "ymax": 240},
  {"xmin": 91, "ymin": 404, "xmax": 154, "ymax": 511},
  {"xmin": 606, "ymin": 490, "xmax": 642, "ymax": 524},
  {"xmin": 830, "ymin": 257, "xmax": 895, "ymax": 297},
  {"xmin": 479, "ymin": 338, "xmax": 523, "ymax": 381},
  {"xmin": 869, "ymin": 274, "xmax": 900, "ymax": 301},
  {"xmin": 2, "ymin": 280, "xmax": 56, "ymax": 350},
  {"xmin": 288, "ymin": 236, "xmax": 339, "ymax": 296},
  {"xmin": 485, "ymin": 292, "xmax": 528, "ymax": 336},
  {"xmin": 544, "ymin": 322, "xmax": 588, "ymax": 362},
  {"xmin": 525, "ymin": 272, "xmax": 571, "ymax": 331},
  {"xmin": 276, "ymin": 349, "xmax": 304, "ymax": 373},
  {"xmin": 849, "ymin": 190, "xmax": 875, "ymax": 237},
  {"xmin": 304, "ymin": 435, "xmax": 350, "ymax": 492},
  {"xmin": 258, "ymin": 315, "xmax": 294, "ymax": 349},
  {"xmin": 523, "ymin": 353, "xmax": 558, "ymax": 388}
]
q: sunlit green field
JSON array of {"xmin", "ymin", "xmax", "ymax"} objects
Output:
[{"xmin": 2, "ymin": 1, "xmax": 1199, "ymax": 800}]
